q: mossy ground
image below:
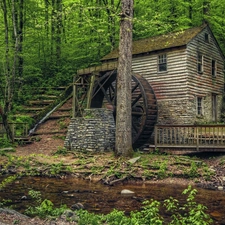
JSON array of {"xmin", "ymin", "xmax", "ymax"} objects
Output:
[{"xmin": 1, "ymin": 139, "xmax": 225, "ymax": 189}]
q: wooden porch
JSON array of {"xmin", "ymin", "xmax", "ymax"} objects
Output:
[{"xmin": 154, "ymin": 124, "xmax": 225, "ymax": 152}]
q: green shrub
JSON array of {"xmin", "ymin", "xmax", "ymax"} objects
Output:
[
  {"xmin": 25, "ymin": 190, "xmax": 67, "ymax": 218},
  {"xmin": 130, "ymin": 200, "xmax": 163, "ymax": 225},
  {"xmin": 13, "ymin": 115, "xmax": 34, "ymax": 127},
  {"xmin": 23, "ymin": 186, "xmax": 213, "ymax": 224},
  {"xmin": 76, "ymin": 210, "xmax": 102, "ymax": 225},
  {"xmin": 164, "ymin": 185, "xmax": 213, "ymax": 225},
  {"xmin": 0, "ymin": 138, "xmax": 13, "ymax": 148}
]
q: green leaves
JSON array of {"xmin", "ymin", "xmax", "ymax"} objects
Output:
[
  {"xmin": 164, "ymin": 185, "xmax": 213, "ymax": 225},
  {"xmin": 0, "ymin": 0, "xmax": 224, "ymax": 128},
  {"xmin": 25, "ymin": 190, "xmax": 68, "ymax": 218},
  {"xmin": 76, "ymin": 186, "xmax": 212, "ymax": 224},
  {"xmin": 1, "ymin": 0, "xmax": 224, "ymax": 90}
]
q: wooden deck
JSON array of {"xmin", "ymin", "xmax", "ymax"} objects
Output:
[{"xmin": 154, "ymin": 124, "xmax": 225, "ymax": 152}]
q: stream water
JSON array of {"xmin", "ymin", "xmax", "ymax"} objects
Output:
[{"xmin": 0, "ymin": 176, "xmax": 224, "ymax": 224}]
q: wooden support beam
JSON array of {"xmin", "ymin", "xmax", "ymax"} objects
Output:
[
  {"xmin": 86, "ymin": 74, "xmax": 96, "ymax": 109},
  {"xmin": 72, "ymin": 76, "xmax": 77, "ymax": 118}
]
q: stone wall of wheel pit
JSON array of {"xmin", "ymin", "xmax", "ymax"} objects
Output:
[{"xmin": 64, "ymin": 109, "xmax": 115, "ymax": 152}]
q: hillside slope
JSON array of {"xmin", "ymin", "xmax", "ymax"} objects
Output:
[{"xmin": 16, "ymin": 97, "xmax": 72, "ymax": 155}]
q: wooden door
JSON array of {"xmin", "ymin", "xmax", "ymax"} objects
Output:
[{"xmin": 212, "ymin": 94, "xmax": 217, "ymax": 122}]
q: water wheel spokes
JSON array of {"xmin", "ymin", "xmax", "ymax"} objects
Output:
[{"xmin": 91, "ymin": 70, "xmax": 157, "ymax": 149}]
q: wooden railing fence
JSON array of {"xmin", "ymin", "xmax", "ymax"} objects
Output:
[
  {"xmin": 0, "ymin": 122, "xmax": 28, "ymax": 140},
  {"xmin": 155, "ymin": 124, "xmax": 225, "ymax": 151}
]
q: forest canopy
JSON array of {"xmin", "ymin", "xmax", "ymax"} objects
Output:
[{"xmin": 0, "ymin": 0, "xmax": 225, "ymax": 102}]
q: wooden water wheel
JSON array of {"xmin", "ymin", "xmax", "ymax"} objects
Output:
[{"xmin": 90, "ymin": 70, "xmax": 157, "ymax": 149}]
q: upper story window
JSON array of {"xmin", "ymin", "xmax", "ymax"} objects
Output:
[
  {"xmin": 158, "ymin": 54, "xmax": 167, "ymax": 72},
  {"xmin": 212, "ymin": 59, "xmax": 216, "ymax": 77},
  {"xmin": 204, "ymin": 33, "xmax": 209, "ymax": 43},
  {"xmin": 197, "ymin": 53, "xmax": 203, "ymax": 74},
  {"xmin": 197, "ymin": 97, "xmax": 203, "ymax": 116}
]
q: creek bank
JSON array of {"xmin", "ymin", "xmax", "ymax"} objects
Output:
[
  {"xmin": 1, "ymin": 145, "xmax": 225, "ymax": 225},
  {"xmin": 0, "ymin": 208, "xmax": 79, "ymax": 225},
  {"xmin": 1, "ymin": 176, "xmax": 225, "ymax": 225},
  {"xmin": 1, "ymin": 150, "xmax": 225, "ymax": 191}
]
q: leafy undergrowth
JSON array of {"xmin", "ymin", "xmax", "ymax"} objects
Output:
[{"xmin": 2, "ymin": 185, "xmax": 212, "ymax": 225}]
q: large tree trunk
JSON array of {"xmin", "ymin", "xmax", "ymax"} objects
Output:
[
  {"xmin": 115, "ymin": 0, "xmax": 133, "ymax": 157},
  {"xmin": 0, "ymin": 107, "xmax": 14, "ymax": 142},
  {"xmin": 1, "ymin": 0, "xmax": 13, "ymax": 142},
  {"xmin": 0, "ymin": 0, "xmax": 19, "ymax": 143},
  {"xmin": 18, "ymin": 0, "xmax": 24, "ymax": 78}
]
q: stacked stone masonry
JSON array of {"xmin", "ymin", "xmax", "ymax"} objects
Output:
[{"xmin": 64, "ymin": 109, "xmax": 115, "ymax": 152}]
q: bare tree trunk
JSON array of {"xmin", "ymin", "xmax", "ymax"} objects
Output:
[
  {"xmin": 203, "ymin": 0, "xmax": 210, "ymax": 23},
  {"xmin": 188, "ymin": 0, "xmax": 193, "ymax": 26},
  {"xmin": 0, "ymin": 107, "xmax": 13, "ymax": 141},
  {"xmin": 18, "ymin": 0, "xmax": 24, "ymax": 78},
  {"xmin": 44, "ymin": 0, "xmax": 49, "ymax": 39},
  {"xmin": 12, "ymin": 0, "xmax": 19, "ymax": 96},
  {"xmin": 102, "ymin": 0, "xmax": 120, "ymax": 50},
  {"xmin": 51, "ymin": 0, "xmax": 56, "ymax": 60},
  {"xmin": 56, "ymin": 0, "xmax": 62, "ymax": 70},
  {"xmin": 115, "ymin": 0, "xmax": 133, "ymax": 157},
  {"xmin": 43, "ymin": 0, "xmax": 49, "ymax": 73},
  {"xmin": 0, "ymin": 0, "xmax": 14, "ymax": 142}
]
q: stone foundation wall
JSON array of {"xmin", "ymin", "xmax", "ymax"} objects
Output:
[
  {"xmin": 157, "ymin": 94, "xmax": 223, "ymax": 125},
  {"xmin": 64, "ymin": 108, "xmax": 115, "ymax": 152},
  {"xmin": 157, "ymin": 99, "xmax": 195, "ymax": 124},
  {"xmin": 202, "ymin": 94, "xmax": 222, "ymax": 122}
]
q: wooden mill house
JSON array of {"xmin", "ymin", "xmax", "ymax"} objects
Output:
[
  {"xmin": 101, "ymin": 23, "xmax": 224, "ymax": 125},
  {"xmin": 65, "ymin": 24, "xmax": 225, "ymax": 152}
]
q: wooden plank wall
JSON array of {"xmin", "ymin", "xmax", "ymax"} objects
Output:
[
  {"xmin": 132, "ymin": 28, "xmax": 224, "ymax": 102},
  {"xmin": 187, "ymin": 26, "xmax": 224, "ymax": 97},
  {"xmin": 131, "ymin": 28, "xmax": 224, "ymax": 124},
  {"xmin": 132, "ymin": 48, "xmax": 188, "ymax": 101}
]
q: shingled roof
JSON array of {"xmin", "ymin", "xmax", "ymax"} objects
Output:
[{"xmin": 101, "ymin": 24, "xmax": 207, "ymax": 61}]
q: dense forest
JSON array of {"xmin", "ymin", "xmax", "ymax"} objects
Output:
[{"xmin": 0, "ymin": 0, "xmax": 225, "ymax": 139}]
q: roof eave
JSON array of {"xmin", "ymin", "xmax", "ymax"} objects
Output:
[{"xmin": 101, "ymin": 45, "xmax": 187, "ymax": 62}]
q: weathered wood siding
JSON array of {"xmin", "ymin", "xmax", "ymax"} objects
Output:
[
  {"xmin": 132, "ymin": 48, "xmax": 188, "ymax": 101},
  {"xmin": 186, "ymin": 26, "xmax": 224, "ymax": 122},
  {"xmin": 187, "ymin": 27, "xmax": 224, "ymax": 96},
  {"xmin": 131, "ymin": 27, "xmax": 224, "ymax": 124},
  {"xmin": 132, "ymin": 48, "xmax": 191, "ymax": 124}
]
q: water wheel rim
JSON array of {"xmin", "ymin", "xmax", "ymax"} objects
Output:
[{"xmin": 91, "ymin": 70, "xmax": 157, "ymax": 149}]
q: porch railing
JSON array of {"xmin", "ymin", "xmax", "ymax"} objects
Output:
[{"xmin": 154, "ymin": 124, "xmax": 225, "ymax": 151}]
